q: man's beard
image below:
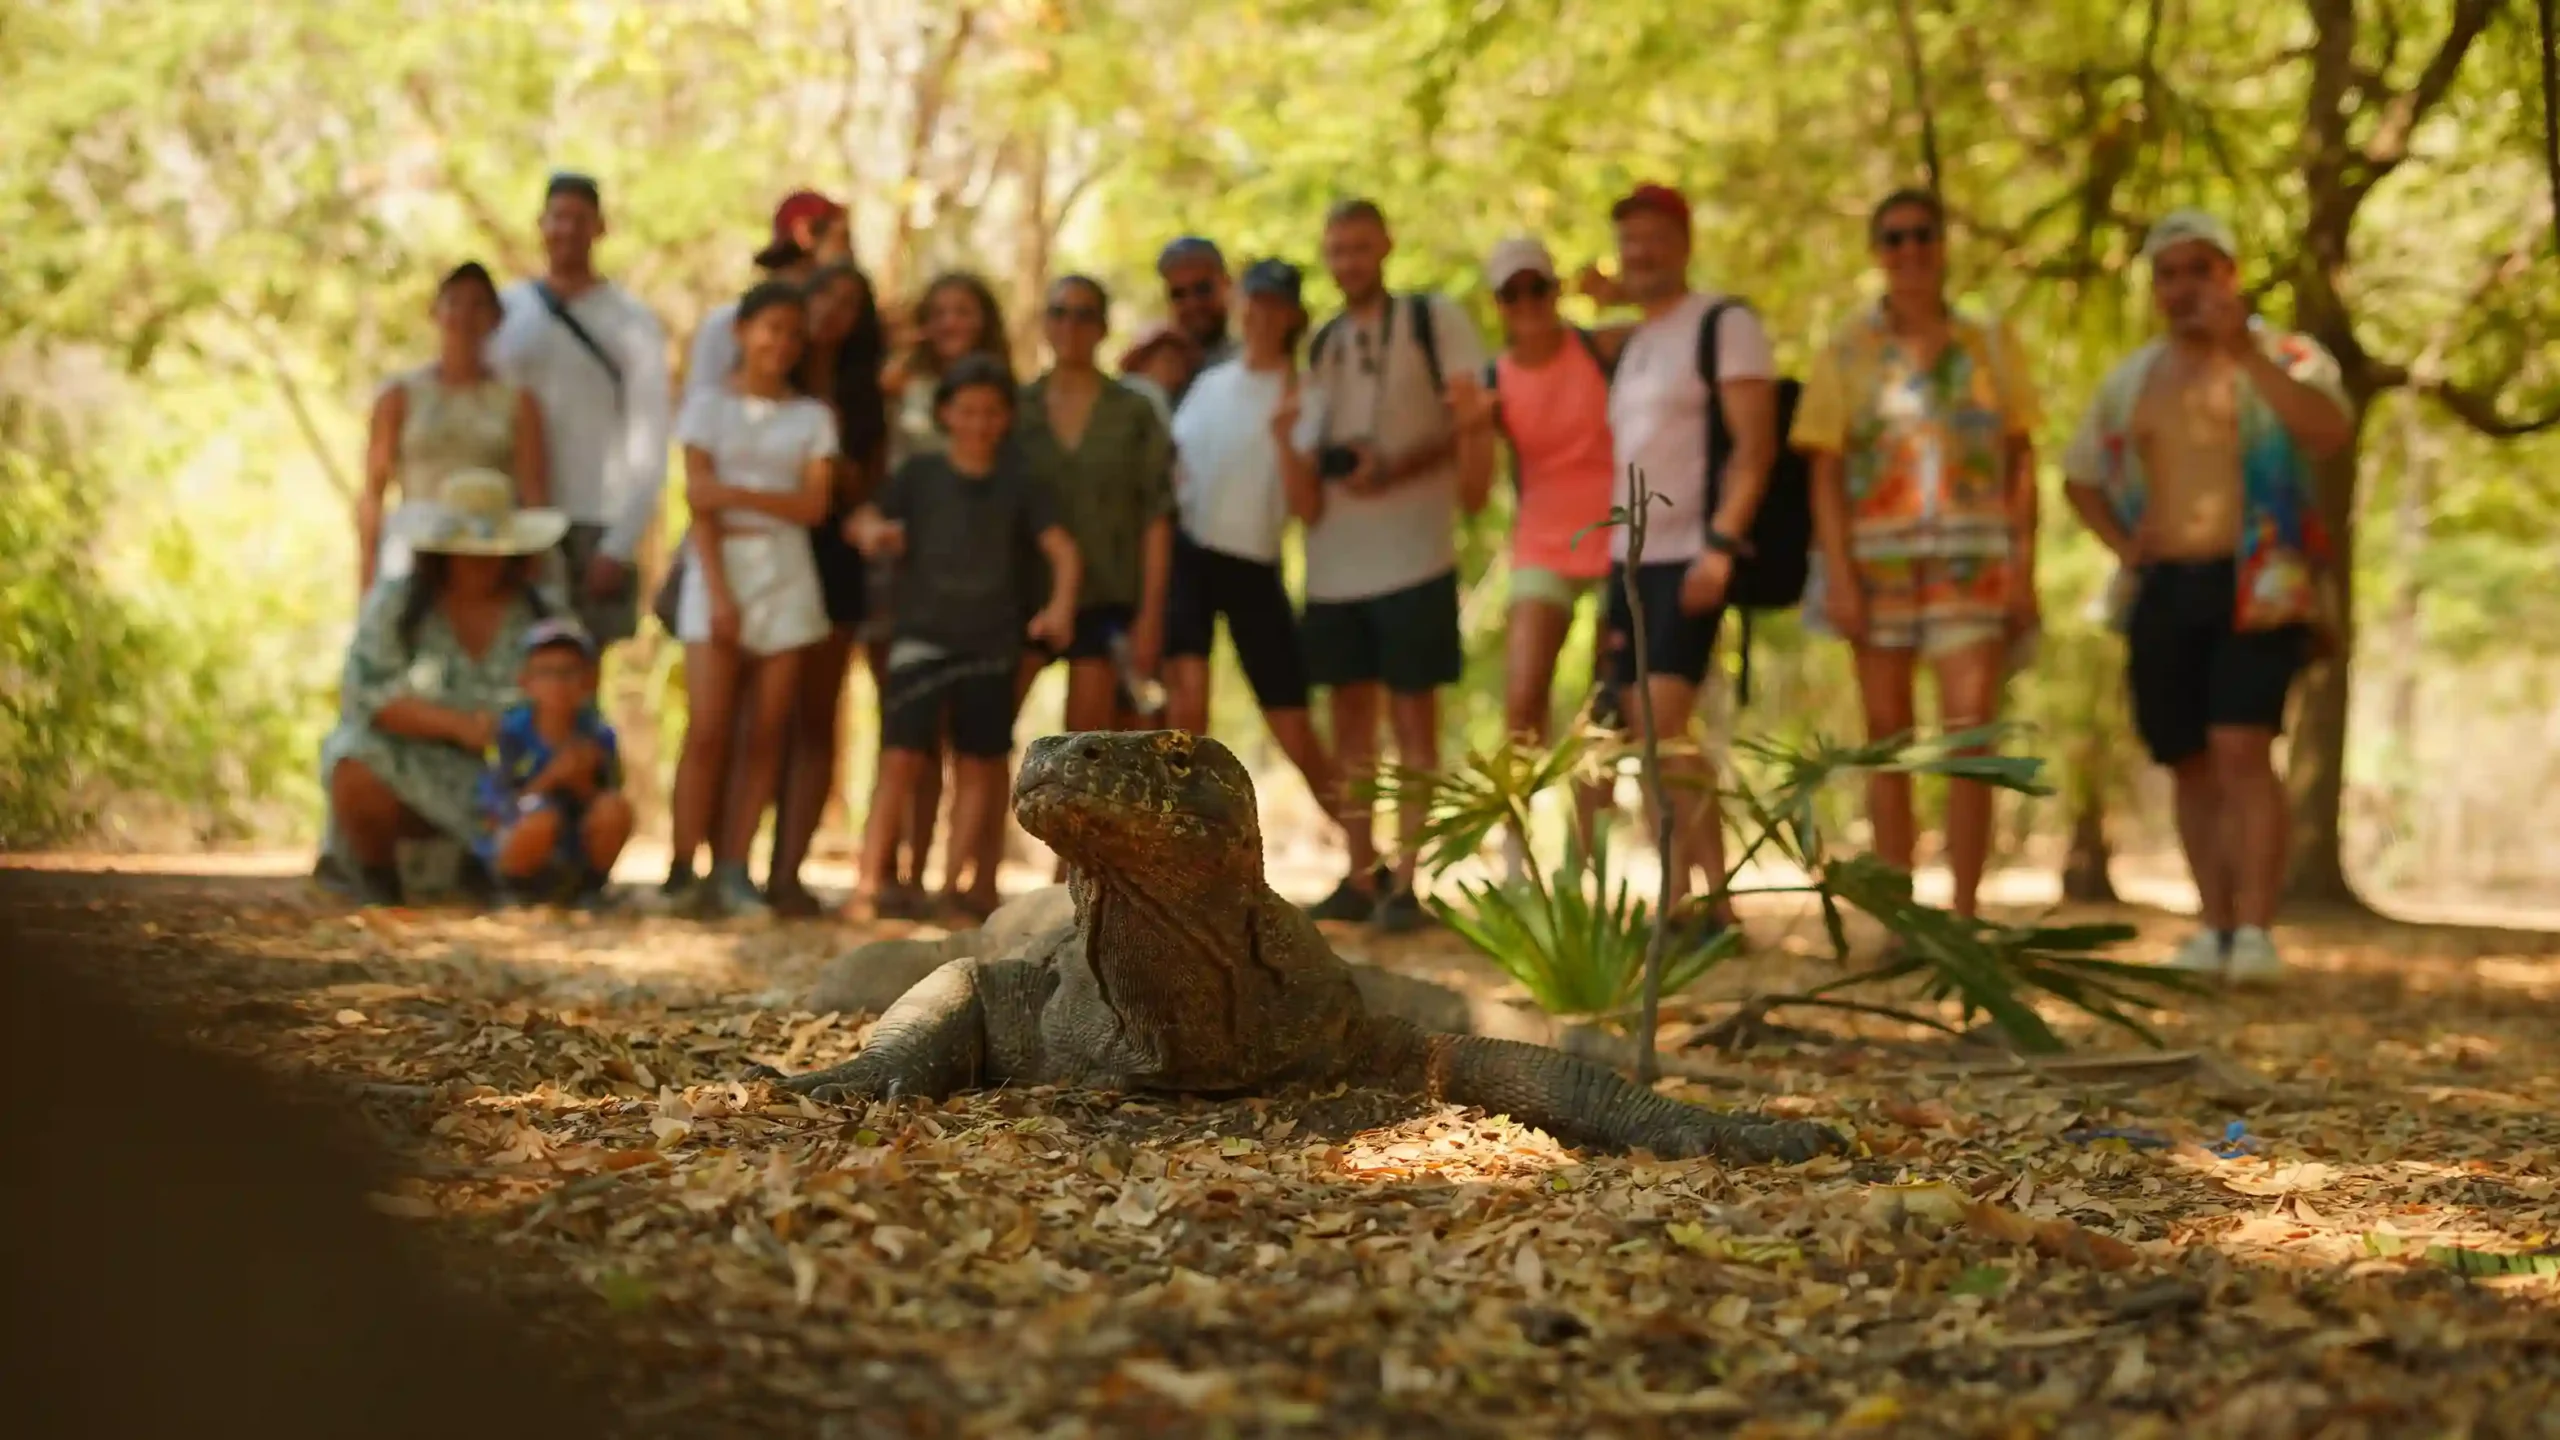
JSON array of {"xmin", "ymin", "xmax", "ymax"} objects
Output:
[{"xmin": 1622, "ymin": 266, "xmax": 1680, "ymax": 303}]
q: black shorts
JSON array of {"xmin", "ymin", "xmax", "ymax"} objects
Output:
[
  {"xmin": 1034, "ymin": 603, "xmax": 1133, "ymax": 665},
  {"xmin": 1166, "ymin": 534, "xmax": 1310, "ymax": 710},
  {"xmin": 1299, "ymin": 569, "xmax": 1464, "ymax": 696},
  {"xmin": 2126, "ymin": 559, "xmax": 2309, "ymax": 765},
  {"xmin": 1603, "ymin": 561, "xmax": 1723, "ymax": 691},
  {"xmin": 809, "ymin": 509, "xmax": 866, "ymax": 628},
  {"xmin": 880, "ymin": 652, "xmax": 1018, "ymax": 759}
]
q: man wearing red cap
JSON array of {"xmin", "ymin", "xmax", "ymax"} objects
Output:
[
  {"xmin": 1588, "ymin": 180, "xmax": 1782, "ymax": 947},
  {"xmin": 684, "ymin": 191, "xmax": 851, "ymax": 404}
]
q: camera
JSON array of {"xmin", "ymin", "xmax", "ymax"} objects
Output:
[{"xmin": 1316, "ymin": 444, "xmax": 1363, "ymax": 481}]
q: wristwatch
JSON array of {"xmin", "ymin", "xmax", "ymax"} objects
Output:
[{"xmin": 1704, "ymin": 530, "xmax": 1755, "ymax": 559}]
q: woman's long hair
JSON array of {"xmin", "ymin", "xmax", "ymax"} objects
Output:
[
  {"xmin": 797, "ymin": 262, "xmax": 890, "ymax": 484},
  {"xmin": 904, "ymin": 271, "xmax": 1012, "ymax": 383},
  {"xmin": 397, "ymin": 553, "xmax": 547, "ymax": 658}
]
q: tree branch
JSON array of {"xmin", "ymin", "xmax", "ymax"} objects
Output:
[
  {"xmin": 2390, "ymin": 376, "xmax": 2560, "ymax": 437},
  {"xmin": 1889, "ymin": 0, "xmax": 1943, "ymax": 194},
  {"xmin": 2366, "ymin": 237, "xmax": 2556, "ymax": 436},
  {"xmin": 2542, "ymin": 0, "xmax": 2560, "ymax": 255},
  {"xmin": 2358, "ymin": 0, "xmax": 2501, "ymax": 180},
  {"xmin": 399, "ymin": 76, "xmax": 539, "ymax": 278},
  {"xmin": 211, "ymin": 302, "xmax": 356, "ymax": 504}
]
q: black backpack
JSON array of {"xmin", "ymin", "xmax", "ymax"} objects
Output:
[{"xmin": 1695, "ymin": 298, "xmax": 1812, "ymax": 704}]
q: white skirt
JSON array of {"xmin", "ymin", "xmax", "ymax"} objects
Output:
[{"xmin": 675, "ymin": 529, "xmax": 829, "ymax": 657}]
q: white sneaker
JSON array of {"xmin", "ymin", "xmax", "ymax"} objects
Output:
[
  {"xmin": 2226, "ymin": 926, "xmax": 2285, "ymax": 985},
  {"xmin": 2164, "ymin": 928, "xmax": 2227, "ymax": 974}
]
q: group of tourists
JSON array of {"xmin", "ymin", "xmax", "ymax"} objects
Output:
[{"xmin": 316, "ymin": 169, "xmax": 2351, "ymax": 983}]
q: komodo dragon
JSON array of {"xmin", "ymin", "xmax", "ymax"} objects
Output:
[{"xmin": 756, "ymin": 731, "xmax": 1844, "ymax": 1164}]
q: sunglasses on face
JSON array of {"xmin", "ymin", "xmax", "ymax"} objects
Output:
[
  {"xmin": 1046, "ymin": 304, "xmax": 1104, "ymax": 325},
  {"xmin": 1166, "ymin": 280, "xmax": 1218, "ymax": 303},
  {"xmin": 1876, "ymin": 224, "xmax": 1940, "ymax": 250},
  {"xmin": 1496, "ymin": 276, "xmax": 1558, "ymax": 305}
]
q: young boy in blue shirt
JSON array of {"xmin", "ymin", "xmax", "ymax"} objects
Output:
[{"xmin": 478, "ymin": 618, "xmax": 633, "ymax": 905}]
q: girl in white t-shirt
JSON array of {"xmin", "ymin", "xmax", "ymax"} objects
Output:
[{"xmin": 667, "ymin": 280, "xmax": 839, "ymax": 918}]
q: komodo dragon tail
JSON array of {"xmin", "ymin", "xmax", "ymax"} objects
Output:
[{"xmin": 1355, "ymin": 1016, "xmax": 1846, "ymax": 1165}]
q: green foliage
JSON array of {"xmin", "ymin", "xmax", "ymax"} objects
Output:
[
  {"xmin": 1426, "ymin": 820, "xmax": 1740, "ymax": 1023},
  {"xmin": 1388, "ymin": 720, "xmax": 2200, "ymax": 1053},
  {"xmin": 0, "ymin": 407, "xmax": 316, "ymax": 845}
]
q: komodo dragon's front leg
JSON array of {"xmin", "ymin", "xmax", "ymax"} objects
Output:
[
  {"xmin": 1353, "ymin": 1016, "xmax": 1846, "ymax": 1165},
  {"xmin": 757, "ymin": 957, "xmax": 1051, "ymax": 1104}
]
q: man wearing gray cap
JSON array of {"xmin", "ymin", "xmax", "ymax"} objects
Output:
[{"xmin": 2062, "ymin": 208, "xmax": 2354, "ymax": 986}]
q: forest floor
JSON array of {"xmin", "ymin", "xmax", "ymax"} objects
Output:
[{"xmin": 7, "ymin": 855, "xmax": 2559, "ymax": 1439}]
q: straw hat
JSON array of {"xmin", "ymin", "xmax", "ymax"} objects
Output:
[{"xmin": 395, "ymin": 469, "xmax": 569, "ymax": 557}]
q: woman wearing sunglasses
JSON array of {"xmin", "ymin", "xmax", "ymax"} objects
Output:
[
  {"xmin": 1449, "ymin": 237, "xmax": 1624, "ymax": 880},
  {"xmin": 1789, "ymin": 189, "xmax": 2044, "ymax": 920},
  {"xmin": 1016, "ymin": 275, "xmax": 1176, "ymax": 734}
]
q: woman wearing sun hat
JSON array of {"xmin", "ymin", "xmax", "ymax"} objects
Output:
[{"xmin": 321, "ymin": 469, "xmax": 571, "ymax": 907}]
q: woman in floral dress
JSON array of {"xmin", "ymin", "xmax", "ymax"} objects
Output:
[{"xmin": 323, "ymin": 469, "xmax": 568, "ymax": 907}]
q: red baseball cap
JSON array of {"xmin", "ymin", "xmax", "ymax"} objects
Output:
[
  {"xmin": 1611, "ymin": 182, "xmax": 1692, "ymax": 231},
  {"xmin": 755, "ymin": 190, "xmax": 845, "ymax": 267}
]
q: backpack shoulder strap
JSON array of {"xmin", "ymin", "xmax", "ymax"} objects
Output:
[
  {"xmin": 532, "ymin": 282, "xmax": 627, "ymax": 411},
  {"xmin": 1696, "ymin": 297, "xmax": 1741, "ymax": 391},
  {"xmin": 1410, "ymin": 293, "xmax": 1443, "ymax": 394},
  {"xmin": 1308, "ymin": 313, "xmax": 1348, "ymax": 369}
]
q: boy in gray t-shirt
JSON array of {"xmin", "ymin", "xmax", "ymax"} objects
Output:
[
  {"xmin": 1283, "ymin": 199, "xmax": 1492, "ymax": 932},
  {"xmin": 848, "ymin": 358, "xmax": 1079, "ymax": 922}
]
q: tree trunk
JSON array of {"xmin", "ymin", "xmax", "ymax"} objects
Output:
[
  {"xmin": 2280, "ymin": 398, "xmax": 2370, "ymax": 909},
  {"xmin": 2060, "ymin": 791, "xmax": 2120, "ymax": 904}
]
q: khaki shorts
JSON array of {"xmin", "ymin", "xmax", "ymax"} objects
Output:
[{"xmin": 1511, "ymin": 564, "xmax": 1603, "ymax": 611}]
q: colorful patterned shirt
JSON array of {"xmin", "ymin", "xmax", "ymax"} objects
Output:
[
  {"xmin": 2061, "ymin": 325, "xmax": 2349, "ymax": 632},
  {"xmin": 1788, "ymin": 305, "xmax": 2040, "ymax": 562},
  {"xmin": 477, "ymin": 702, "xmax": 620, "ymax": 830}
]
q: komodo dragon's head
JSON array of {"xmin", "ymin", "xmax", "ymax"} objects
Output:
[{"xmin": 1015, "ymin": 730, "xmax": 1262, "ymax": 885}]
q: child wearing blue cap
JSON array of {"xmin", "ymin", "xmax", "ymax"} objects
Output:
[{"xmin": 475, "ymin": 617, "xmax": 632, "ymax": 904}]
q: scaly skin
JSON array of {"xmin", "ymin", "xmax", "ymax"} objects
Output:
[{"xmin": 767, "ymin": 731, "xmax": 1842, "ymax": 1165}]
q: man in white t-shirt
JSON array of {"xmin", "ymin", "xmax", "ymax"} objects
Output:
[
  {"xmin": 1593, "ymin": 181, "xmax": 1781, "ymax": 942},
  {"xmin": 1285, "ymin": 199, "xmax": 1492, "ymax": 932},
  {"xmin": 486, "ymin": 172, "xmax": 672, "ymax": 649}
]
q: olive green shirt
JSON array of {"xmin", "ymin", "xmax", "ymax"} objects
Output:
[{"xmin": 1015, "ymin": 373, "xmax": 1175, "ymax": 612}]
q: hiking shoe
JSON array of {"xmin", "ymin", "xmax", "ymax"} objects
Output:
[
  {"xmin": 660, "ymin": 857, "xmax": 699, "ymax": 899},
  {"xmin": 1667, "ymin": 906, "xmax": 1738, "ymax": 958},
  {"xmin": 312, "ymin": 851, "xmax": 356, "ymax": 899},
  {"xmin": 354, "ymin": 863, "xmax": 405, "ymax": 909},
  {"xmin": 2226, "ymin": 926, "xmax": 2285, "ymax": 986},
  {"xmin": 709, "ymin": 863, "xmax": 772, "ymax": 922},
  {"xmin": 2164, "ymin": 928, "xmax": 2228, "ymax": 975},
  {"xmin": 1305, "ymin": 875, "xmax": 1377, "ymax": 923},
  {"xmin": 1371, "ymin": 887, "xmax": 1431, "ymax": 935},
  {"xmin": 765, "ymin": 878, "xmax": 824, "ymax": 920}
]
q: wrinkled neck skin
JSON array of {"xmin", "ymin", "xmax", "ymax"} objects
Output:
[{"xmin": 1059, "ymin": 819, "xmax": 1270, "ymax": 1071}]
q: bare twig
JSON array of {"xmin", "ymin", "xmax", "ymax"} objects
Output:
[{"xmin": 1620, "ymin": 466, "xmax": 1672, "ymax": 1087}]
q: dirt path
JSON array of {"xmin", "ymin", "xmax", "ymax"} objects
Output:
[{"xmin": 7, "ymin": 859, "xmax": 2558, "ymax": 1438}]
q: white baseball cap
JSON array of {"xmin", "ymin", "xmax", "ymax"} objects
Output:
[
  {"xmin": 1486, "ymin": 236, "xmax": 1557, "ymax": 291},
  {"xmin": 2141, "ymin": 208, "xmax": 2238, "ymax": 263}
]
